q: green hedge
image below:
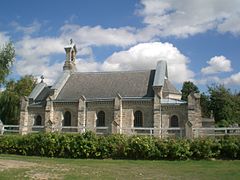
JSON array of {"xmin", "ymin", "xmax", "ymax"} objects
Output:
[{"xmin": 0, "ymin": 132, "xmax": 240, "ymax": 160}]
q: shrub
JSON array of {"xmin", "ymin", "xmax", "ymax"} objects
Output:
[
  {"xmin": 220, "ymin": 136, "xmax": 240, "ymax": 159},
  {"xmin": 190, "ymin": 138, "xmax": 221, "ymax": 159},
  {"xmin": 1, "ymin": 133, "xmax": 240, "ymax": 160},
  {"xmin": 127, "ymin": 136, "xmax": 157, "ymax": 159},
  {"xmin": 167, "ymin": 139, "xmax": 192, "ymax": 160}
]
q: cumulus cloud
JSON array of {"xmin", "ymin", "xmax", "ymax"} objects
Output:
[
  {"xmin": 75, "ymin": 42, "xmax": 194, "ymax": 84},
  {"xmin": 137, "ymin": 0, "xmax": 240, "ymax": 37},
  {"xmin": 196, "ymin": 72, "xmax": 240, "ymax": 86},
  {"xmin": 201, "ymin": 56, "xmax": 232, "ymax": 74},
  {"xmin": 224, "ymin": 72, "xmax": 240, "ymax": 85},
  {"xmin": 14, "ymin": 36, "xmax": 66, "ymax": 84},
  {"xmin": 12, "ymin": 0, "xmax": 240, "ymax": 86},
  {"xmin": 15, "ymin": 55, "xmax": 63, "ymax": 85}
]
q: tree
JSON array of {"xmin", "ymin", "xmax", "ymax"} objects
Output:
[
  {"xmin": 208, "ymin": 84, "xmax": 237, "ymax": 127},
  {"xmin": 0, "ymin": 42, "xmax": 15, "ymax": 86},
  {"xmin": 0, "ymin": 75, "xmax": 37, "ymax": 124},
  {"xmin": 200, "ymin": 92, "xmax": 211, "ymax": 118},
  {"xmin": 181, "ymin": 81, "xmax": 199, "ymax": 101}
]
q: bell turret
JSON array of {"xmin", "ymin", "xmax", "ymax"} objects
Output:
[{"xmin": 63, "ymin": 39, "xmax": 77, "ymax": 72}]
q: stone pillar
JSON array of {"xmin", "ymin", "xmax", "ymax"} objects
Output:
[
  {"xmin": 188, "ymin": 93, "xmax": 202, "ymax": 129},
  {"xmin": 153, "ymin": 87, "xmax": 162, "ymax": 137},
  {"xmin": 45, "ymin": 97, "xmax": 54, "ymax": 132},
  {"xmin": 185, "ymin": 121, "xmax": 193, "ymax": 139},
  {"xmin": 19, "ymin": 96, "xmax": 29, "ymax": 135},
  {"xmin": 112, "ymin": 93, "xmax": 122, "ymax": 134},
  {"xmin": 78, "ymin": 96, "xmax": 86, "ymax": 133}
]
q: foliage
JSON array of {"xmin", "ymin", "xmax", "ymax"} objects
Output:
[
  {"xmin": 181, "ymin": 81, "xmax": 199, "ymax": 101},
  {"xmin": 0, "ymin": 42, "xmax": 15, "ymax": 86},
  {"xmin": 200, "ymin": 92, "xmax": 211, "ymax": 118},
  {"xmin": 0, "ymin": 75, "xmax": 37, "ymax": 124},
  {"xmin": 208, "ymin": 84, "xmax": 240, "ymax": 126},
  {"xmin": 1, "ymin": 133, "xmax": 240, "ymax": 160},
  {"xmin": 190, "ymin": 138, "xmax": 221, "ymax": 159}
]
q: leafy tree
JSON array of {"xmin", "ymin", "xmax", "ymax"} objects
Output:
[
  {"xmin": 0, "ymin": 42, "xmax": 15, "ymax": 86},
  {"xmin": 200, "ymin": 93, "xmax": 211, "ymax": 118},
  {"xmin": 181, "ymin": 81, "xmax": 199, "ymax": 101},
  {"xmin": 208, "ymin": 84, "xmax": 238, "ymax": 127},
  {"xmin": 0, "ymin": 75, "xmax": 37, "ymax": 124}
]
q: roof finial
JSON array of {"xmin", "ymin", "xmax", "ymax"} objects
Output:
[
  {"xmin": 70, "ymin": 39, "xmax": 73, "ymax": 45},
  {"xmin": 40, "ymin": 75, "xmax": 44, "ymax": 83}
]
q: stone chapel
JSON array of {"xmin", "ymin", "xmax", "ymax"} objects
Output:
[{"xmin": 20, "ymin": 41, "xmax": 203, "ymax": 136}]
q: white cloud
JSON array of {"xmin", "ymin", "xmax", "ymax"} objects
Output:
[
  {"xmin": 196, "ymin": 72, "xmax": 240, "ymax": 86},
  {"xmin": 138, "ymin": 0, "xmax": 240, "ymax": 37},
  {"xmin": 217, "ymin": 13, "xmax": 240, "ymax": 35},
  {"xmin": 16, "ymin": 37, "xmax": 65, "ymax": 57},
  {"xmin": 0, "ymin": 32, "xmax": 10, "ymax": 46},
  {"xmin": 10, "ymin": 20, "xmax": 41, "ymax": 35},
  {"xmin": 201, "ymin": 56, "xmax": 232, "ymax": 74},
  {"xmin": 15, "ymin": 55, "xmax": 63, "ymax": 85},
  {"xmin": 76, "ymin": 59, "xmax": 101, "ymax": 72},
  {"xmin": 60, "ymin": 24, "xmax": 138, "ymax": 47},
  {"xmin": 75, "ymin": 42, "xmax": 194, "ymax": 84},
  {"xmin": 14, "ymin": 36, "xmax": 66, "ymax": 84},
  {"xmin": 224, "ymin": 72, "xmax": 240, "ymax": 85}
]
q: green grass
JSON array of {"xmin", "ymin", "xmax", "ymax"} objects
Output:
[{"xmin": 0, "ymin": 154, "xmax": 240, "ymax": 180}]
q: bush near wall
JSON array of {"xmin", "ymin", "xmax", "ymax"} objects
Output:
[{"xmin": 0, "ymin": 132, "xmax": 240, "ymax": 160}]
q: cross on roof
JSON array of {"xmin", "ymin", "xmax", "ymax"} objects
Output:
[{"xmin": 40, "ymin": 75, "xmax": 44, "ymax": 83}]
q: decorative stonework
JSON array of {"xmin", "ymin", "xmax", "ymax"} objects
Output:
[
  {"xmin": 19, "ymin": 42, "xmax": 205, "ymax": 138},
  {"xmin": 19, "ymin": 96, "xmax": 29, "ymax": 135}
]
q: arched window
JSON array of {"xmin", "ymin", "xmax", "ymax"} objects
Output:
[
  {"xmin": 134, "ymin": 111, "xmax": 143, "ymax": 127},
  {"xmin": 97, "ymin": 111, "xmax": 105, "ymax": 127},
  {"xmin": 170, "ymin": 115, "xmax": 179, "ymax": 127},
  {"xmin": 63, "ymin": 111, "xmax": 71, "ymax": 126},
  {"xmin": 35, "ymin": 115, "xmax": 42, "ymax": 126}
]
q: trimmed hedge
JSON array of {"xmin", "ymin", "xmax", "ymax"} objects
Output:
[{"xmin": 0, "ymin": 132, "xmax": 240, "ymax": 160}]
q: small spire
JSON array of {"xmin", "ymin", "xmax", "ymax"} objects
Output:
[
  {"xmin": 40, "ymin": 75, "xmax": 44, "ymax": 83},
  {"xmin": 70, "ymin": 39, "xmax": 73, "ymax": 45}
]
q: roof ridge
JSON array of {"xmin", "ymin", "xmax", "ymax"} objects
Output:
[{"xmin": 73, "ymin": 69, "xmax": 155, "ymax": 75}]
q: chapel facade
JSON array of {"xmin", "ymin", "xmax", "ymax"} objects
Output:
[{"xmin": 20, "ymin": 41, "xmax": 203, "ymax": 137}]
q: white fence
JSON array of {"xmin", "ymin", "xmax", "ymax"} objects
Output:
[
  {"xmin": 121, "ymin": 127, "xmax": 185, "ymax": 138},
  {"xmin": 1, "ymin": 125, "xmax": 240, "ymax": 138},
  {"xmin": 193, "ymin": 127, "xmax": 240, "ymax": 138}
]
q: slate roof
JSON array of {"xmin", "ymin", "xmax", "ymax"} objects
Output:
[
  {"xmin": 55, "ymin": 70, "xmax": 180, "ymax": 101},
  {"xmin": 56, "ymin": 70, "xmax": 155, "ymax": 100},
  {"xmin": 163, "ymin": 79, "xmax": 181, "ymax": 95}
]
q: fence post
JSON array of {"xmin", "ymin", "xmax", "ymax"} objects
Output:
[
  {"xmin": 185, "ymin": 121, "xmax": 193, "ymax": 139},
  {"xmin": 0, "ymin": 125, "xmax": 4, "ymax": 135}
]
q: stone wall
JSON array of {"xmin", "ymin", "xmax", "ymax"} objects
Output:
[
  {"xmin": 22, "ymin": 94, "xmax": 202, "ymax": 138},
  {"xmin": 28, "ymin": 107, "xmax": 46, "ymax": 126},
  {"xmin": 86, "ymin": 100, "xmax": 114, "ymax": 133},
  {"xmin": 161, "ymin": 104, "xmax": 188, "ymax": 128},
  {"xmin": 52, "ymin": 102, "xmax": 78, "ymax": 128},
  {"xmin": 122, "ymin": 100, "xmax": 153, "ymax": 128},
  {"xmin": 187, "ymin": 93, "xmax": 202, "ymax": 128}
]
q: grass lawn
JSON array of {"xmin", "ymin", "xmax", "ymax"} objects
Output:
[{"xmin": 0, "ymin": 154, "xmax": 240, "ymax": 179}]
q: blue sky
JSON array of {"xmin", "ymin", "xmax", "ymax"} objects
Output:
[{"xmin": 0, "ymin": 0, "xmax": 240, "ymax": 92}]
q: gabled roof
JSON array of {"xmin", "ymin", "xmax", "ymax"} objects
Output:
[
  {"xmin": 163, "ymin": 79, "xmax": 181, "ymax": 95},
  {"xmin": 29, "ymin": 82, "xmax": 48, "ymax": 101},
  {"xmin": 28, "ymin": 61, "xmax": 181, "ymax": 102},
  {"xmin": 56, "ymin": 70, "xmax": 155, "ymax": 100}
]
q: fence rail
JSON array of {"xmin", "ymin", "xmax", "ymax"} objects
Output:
[
  {"xmin": 193, "ymin": 127, "xmax": 240, "ymax": 138},
  {"xmin": 1, "ymin": 125, "xmax": 240, "ymax": 138}
]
